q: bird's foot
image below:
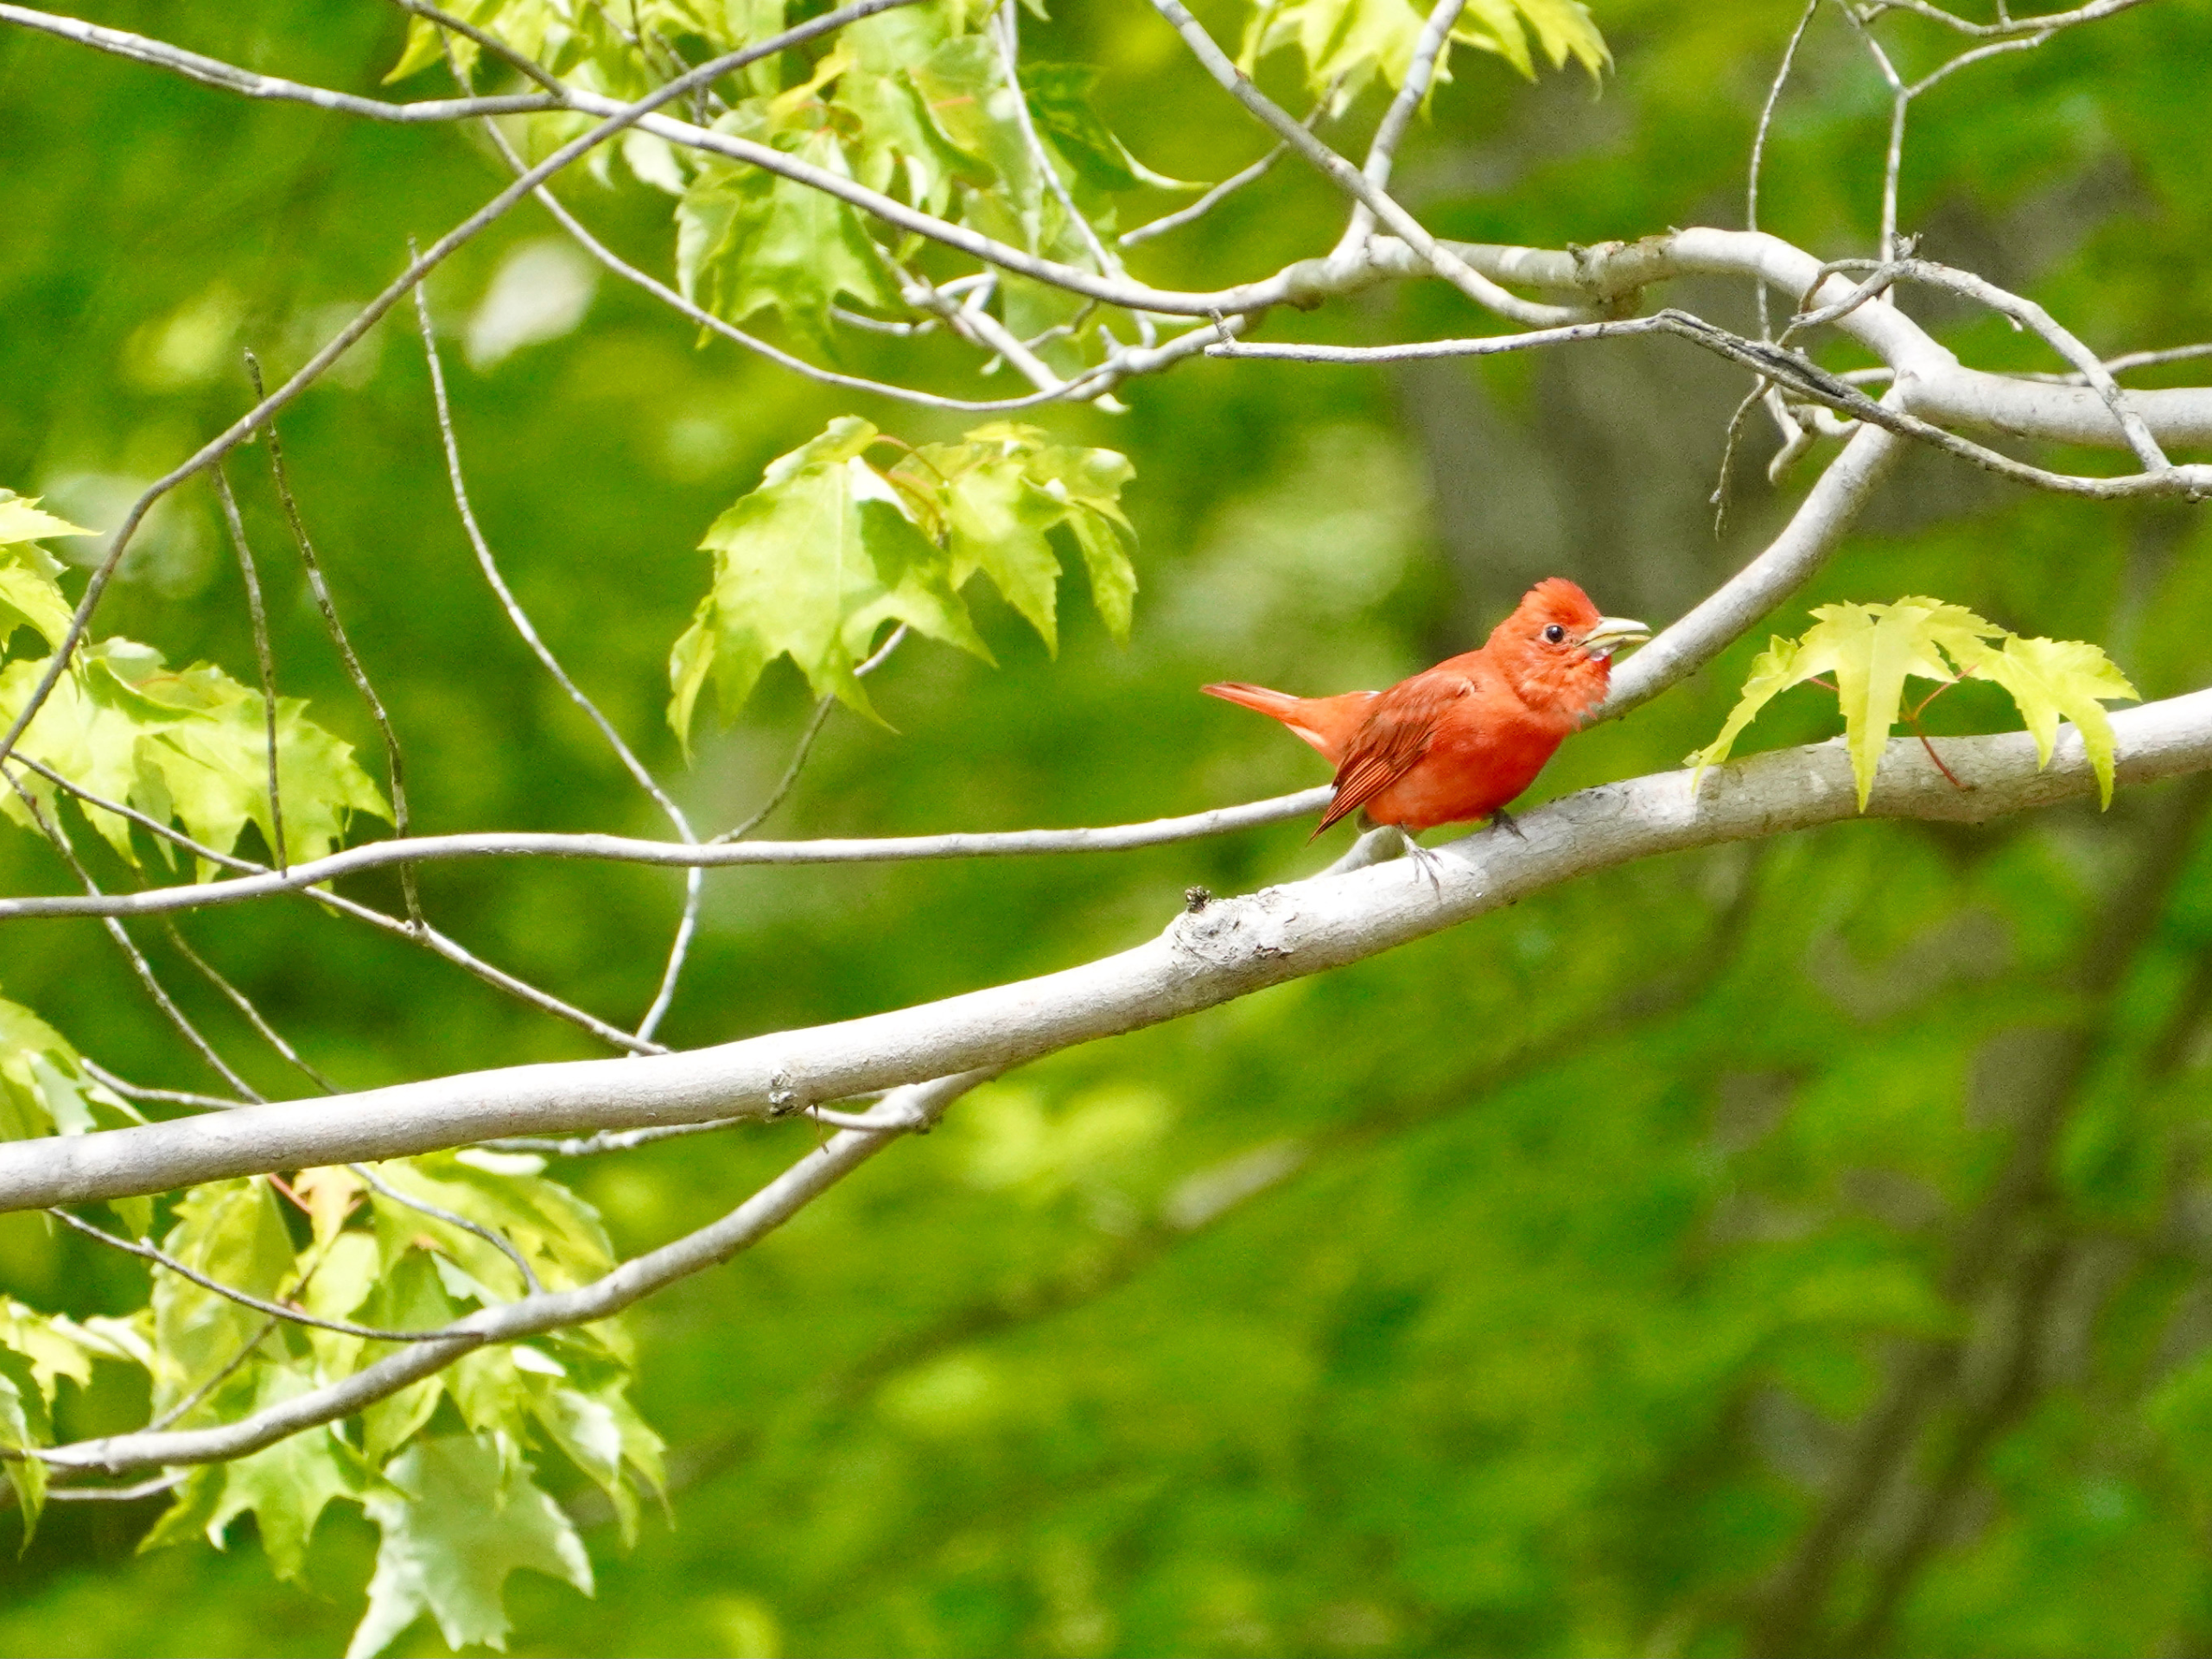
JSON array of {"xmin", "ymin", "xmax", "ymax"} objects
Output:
[
  {"xmin": 1490, "ymin": 808, "xmax": 1527, "ymax": 842},
  {"xmin": 1400, "ymin": 829, "xmax": 1446, "ymax": 894}
]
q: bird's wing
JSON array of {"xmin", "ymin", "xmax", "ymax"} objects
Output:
[{"xmin": 1315, "ymin": 673, "xmax": 1473, "ymax": 834}]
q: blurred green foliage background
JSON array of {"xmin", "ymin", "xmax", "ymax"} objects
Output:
[{"xmin": 5, "ymin": 0, "xmax": 2212, "ymax": 1651}]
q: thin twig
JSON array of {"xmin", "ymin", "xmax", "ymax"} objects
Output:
[
  {"xmin": 715, "ymin": 625, "xmax": 908, "ymax": 843},
  {"xmin": 48, "ymin": 1208, "xmax": 467, "ymax": 1343},
  {"xmin": 9, "ymin": 749, "xmax": 662, "ymax": 1052},
  {"xmin": 478, "ymin": 1117, "xmax": 745, "ymax": 1157},
  {"xmin": 142, "ymin": 1317, "xmax": 280, "ymax": 1432},
  {"xmin": 243, "ymin": 351, "xmax": 423, "ymax": 926},
  {"xmin": 410, "ymin": 270, "xmax": 702, "ymax": 1042},
  {"xmin": 81, "ymin": 1060, "xmax": 246, "ymax": 1114},
  {"xmin": 209, "ymin": 468, "xmax": 287, "ymax": 872},
  {"xmin": 1338, "ymin": 0, "xmax": 1468, "ymax": 253},
  {"xmin": 1117, "ymin": 87, "xmax": 1332, "ymax": 248},
  {"xmin": 34, "ymin": 1073, "xmax": 993, "ymax": 1476},
  {"xmin": 388, "ymin": 0, "xmax": 567, "ymax": 92},
  {"xmin": 299, "ymin": 884, "xmax": 669, "ymax": 1054},
  {"xmin": 162, "ymin": 922, "xmax": 339, "ymax": 1094},
  {"xmin": 1143, "ymin": 0, "xmax": 1590, "ymax": 328},
  {"xmin": 44, "ymin": 1474, "xmax": 182, "ymax": 1503},
  {"xmin": 993, "ymin": 0, "xmax": 1154, "ymax": 346},
  {"xmin": 350, "ymin": 1163, "xmax": 542, "ymax": 1295},
  {"xmin": 7, "ymin": 751, "xmax": 258, "ymax": 874},
  {"xmin": 1748, "ymin": 0, "xmax": 1821, "ymax": 339},
  {"xmin": 0, "ymin": 779, "xmax": 1335, "ymax": 919},
  {"xmin": 1858, "ymin": 0, "xmax": 2152, "ymax": 36}
]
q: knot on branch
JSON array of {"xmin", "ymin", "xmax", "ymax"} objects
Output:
[{"xmin": 1166, "ymin": 887, "xmax": 1300, "ymax": 970}]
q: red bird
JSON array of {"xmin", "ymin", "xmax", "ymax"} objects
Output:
[{"xmin": 1205, "ymin": 578, "xmax": 1649, "ymax": 866}]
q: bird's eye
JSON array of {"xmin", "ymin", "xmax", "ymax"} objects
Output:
[{"xmin": 1542, "ymin": 624, "xmax": 1567, "ymax": 645}]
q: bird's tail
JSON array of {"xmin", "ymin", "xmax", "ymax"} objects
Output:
[{"xmin": 1202, "ymin": 682, "xmax": 1350, "ymax": 762}]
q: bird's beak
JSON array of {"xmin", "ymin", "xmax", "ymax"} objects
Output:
[{"xmin": 1580, "ymin": 617, "xmax": 1651, "ymax": 661}]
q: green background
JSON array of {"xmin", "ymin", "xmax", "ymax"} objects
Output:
[{"xmin": 6, "ymin": 0, "xmax": 2212, "ymax": 1651}]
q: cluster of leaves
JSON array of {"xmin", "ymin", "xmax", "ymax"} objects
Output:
[
  {"xmin": 395, "ymin": 0, "xmax": 1175, "ymax": 365},
  {"xmin": 0, "ymin": 492, "xmax": 388, "ymax": 874},
  {"xmin": 1690, "ymin": 596, "xmax": 2142, "ymax": 810},
  {"xmin": 671, "ymin": 0, "xmax": 1174, "ymax": 361},
  {"xmin": 0, "ymin": 1152, "xmax": 662, "ymax": 1657},
  {"xmin": 391, "ymin": 0, "xmax": 1607, "ymax": 365},
  {"xmin": 669, "ymin": 415, "xmax": 1136, "ymax": 738},
  {"xmin": 1240, "ymin": 0, "xmax": 1607, "ymax": 98}
]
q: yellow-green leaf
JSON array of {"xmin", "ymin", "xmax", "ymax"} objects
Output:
[
  {"xmin": 1241, "ymin": 0, "xmax": 1605, "ymax": 96},
  {"xmin": 1964, "ymin": 633, "xmax": 2140, "ymax": 809},
  {"xmin": 0, "ymin": 491, "xmax": 92, "ymax": 655},
  {"xmin": 1691, "ymin": 596, "xmax": 2139, "ymax": 813}
]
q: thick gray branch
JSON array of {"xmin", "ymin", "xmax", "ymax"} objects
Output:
[{"xmin": 8, "ymin": 689, "xmax": 2212, "ymax": 1213}]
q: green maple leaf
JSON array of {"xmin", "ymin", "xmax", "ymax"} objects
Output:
[
  {"xmin": 669, "ymin": 418, "xmax": 1137, "ymax": 746},
  {"xmin": 1951, "ymin": 633, "xmax": 2141, "ymax": 809},
  {"xmin": 677, "ymin": 124, "xmax": 903, "ymax": 358},
  {"xmin": 529, "ymin": 1378, "xmax": 666, "ymax": 1548},
  {"xmin": 837, "ymin": 3, "xmax": 995, "ymax": 214},
  {"xmin": 1016, "ymin": 63, "xmax": 1141, "ymax": 193},
  {"xmin": 1689, "ymin": 597, "xmax": 2140, "ymax": 811},
  {"xmin": 668, "ymin": 416, "xmax": 993, "ymax": 744},
  {"xmin": 365, "ymin": 1149, "xmax": 617, "ymax": 1297},
  {"xmin": 348, "ymin": 1434, "xmax": 594, "ymax": 1659},
  {"xmin": 892, "ymin": 422, "xmax": 1138, "ymax": 652}
]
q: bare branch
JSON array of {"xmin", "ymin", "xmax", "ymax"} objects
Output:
[
  {"xmin": 1, "ymin": 772, "xmax": 264, "ymax": 1101},
  {"xmin": 349, "ymin": 1162, "xmax": 541, "ymax": 1295},
  {"xmin": 409, "ymin": 270, "xmax": 702, "ymax": 1041},
  {"xmin": 162, "ymin": 922, "xmax": 340, "ymax": 1096},
  {"xmin": 1607, "ymin": 423, "xmax": 1903, "ymax": 715},
  {"xmin": 296, "ymin": 886, "xmax": 669, "ymax": 1055},
  {"xmin": 388, "ymin": 0, "xmax": 569, "ymax": 93},
  {"xmin": 0, "ymin": 787, "xmax": 1333, "ymax": 921},
  {"xmin": 715, "ymin": 624, "xmax": 908, "ymax": 844},
  {"xmin": 477, "ymin": 1117, "xmax": 744, "ymax": 1158},
  {"xmin": 0, "ymin": 3, "xmax": 558, "ymax": 118},
  {"xmin": 7, "ymin": 751, "xmax": 258, "ymax": 874},
  {"xmin": 1213, "ymin": 308, "xmax": 2212, "ymax": 500},
  {"xmin": 43, "ymin": 1475, "xmax": 182, "ymax": 1503},
  {"xmin": 81, "ymin": 1061, "xmax": 247, "ymax": 1114},
  {"xmin": 992, "ymin": 0, "xmax": 1154, "ymax": 346},
  {"xmin": 1858, "ymin": 0, "xmax": 2153, "ymax": 37},
  {"xmin": 1885, "ymin": 257, "xmax": 2171, "ymax": 471}
]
